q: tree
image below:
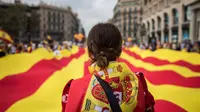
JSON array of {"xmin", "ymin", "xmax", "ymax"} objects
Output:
[
  {"xmin": 0, "ymin": 4, "xmax": 40, "ymax": 42},
  {"xmin": 0, "ymin": 4, "xmax": 28, "ymax": 41}
]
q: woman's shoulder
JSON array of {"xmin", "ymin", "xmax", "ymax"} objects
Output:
[
  {"xmin": 63, "ymin": 75, "xmax": 92, "ymax": 92},
  {"xmin": 61, "ymin": 75, "xmax": 93, "ymax": 112}
]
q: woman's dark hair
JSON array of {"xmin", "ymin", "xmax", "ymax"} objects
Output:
[{"xmin": 87, "ymin": 23, "xmax": 122, "ymax": 68}]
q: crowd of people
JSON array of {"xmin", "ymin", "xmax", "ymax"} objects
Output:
[
  {"xmin": 127, "ymin": 39, "xmax": 200, "ymax": 53},
  {"xmin": 5, "ymin": 41, "xmax": 70, "ymax": 54},
  {"xmin": 1, "ymin": 37, "xmax": 200, "ymax": 58},
  {"xmin": 0, "ymin": 37, "xmax": 74, "ymax": 57}
]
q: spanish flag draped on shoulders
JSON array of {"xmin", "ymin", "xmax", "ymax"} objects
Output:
[
  {"xmin": 61, "ymin": 61, "xmax": 155, "ymax": 112},
  {"xmin": 61, "ymin": 23, "xmax": 154, "ymax": 112}
]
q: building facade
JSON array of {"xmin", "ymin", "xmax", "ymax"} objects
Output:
[
  {"xmin": 38, "ymin": 3, "xmax": 79, "ymax": 42},
  {"xmin": 190, "ymin": 0, "xmax": 200, "ymax": 43},
  {"xmin": 142, "ymin": 0, "xmax": 200, "ymax": 44},
  {"xmin": 112, "ymin": 0, "xmax": 142, "ymax": 41},
  {"xmin": 0, "ymin": 0, "xmax": 81, "ymax": 42}
]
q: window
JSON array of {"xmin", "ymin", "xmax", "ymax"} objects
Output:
[
  {"xmin": 55, "ymin": 26, "xmax": 57, "ymax": 31},
  {"xmin": 124, "ymin": 9, "xmax": 126, "ymax": 19},
  {"xmin": 62, "ymin": 14, "xmax": 64, "ymax": 19},
  {"xmin": 43, "ymin": 11, "xmax": 46, "ymax": 16},
  {"xmin": 152, "ymin": 19, "xmax": 155, "ymax": 30},
  {"xmin": 183, "ymin": 29, "xmax": 189, "ymax": 40},
  {"xmin": 198, "ymin": 22, "xmax": 200, "ymax": 40},
  {"xmin": 123, "ymin": 24, "xmax": 126, "ymax": 37},
  {"xmin": 48, "ymin": 12, "xmax": 51, "ymax": 16},
  {"xmin": 172, "ymin": 9, "xmax": 179, "ymax": 25},
  {"xmin": 147, "ymin": 22, "xmax": 150, "ymax": 32},
  {"xmin": 124, "ymin": 8, "xmax": 127, "ymax": 37},
  {"xmin": 44, "ymin": 24, "xmax": 46, "ymax": 29},
  {"xmin": 48, "ymin": 12, "xmax": 51, "ymax": 23},
  {"xmin": 164, "ymin": 32, "xmax": 169, "ymax": 42},
  {"xmin": 129, "ymin": 8, "xmax": 132, "ymax": 36},
  {"xmin": 164, "ymin": 13, "xmax": 169, "ymax": 28},
  {"xmin": 184, "ymin": 6, "xmax": 191, "ymax": 22},
  {"xmin": 157, "ymin": 17, "xmax": 161, "ymax": 29},
  {"xmin": 118, "ymin": 10, "xmax": 121, "ymax": 16},
  {"xmin": 144, "ymin": 0, "xmax": 148, "ymax": 5},
  {"xmin": 129, "ymin": 8, "xmax": 132, "ymax": 20},
  {"xmin": 62, "ymin": 25, "xmax": 64, "ymax": 31}
]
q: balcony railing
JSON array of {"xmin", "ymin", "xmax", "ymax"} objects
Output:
[{"xmin": 172, "ymin": 0, "xmax": 181, "ymax": 3}]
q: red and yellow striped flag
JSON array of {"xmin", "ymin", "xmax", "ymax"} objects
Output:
[
  {"xmin": 0, "ymin": 46, "xmax": 200, "ymax": 112},
  {"xmin": 122, "ymin": 47, "xmax": 200, "ymax": 112}
]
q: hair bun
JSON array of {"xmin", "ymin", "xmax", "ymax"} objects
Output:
[{"xmin": 96, "ymin": 54, "xmax": 108, "ymax": 68}]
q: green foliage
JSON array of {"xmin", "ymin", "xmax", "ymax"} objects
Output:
[
  {"xmin": 0, "ymin": 5, "xmax": 27, "ymax": 37},
  {"xmin": 0, "ymin": 4, "xmax": 40, "ymax": 40}
]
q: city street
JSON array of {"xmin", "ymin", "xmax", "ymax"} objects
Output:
[{"xmin": 0, "ymin": 0, "xmax": 200, "ymax": 112}]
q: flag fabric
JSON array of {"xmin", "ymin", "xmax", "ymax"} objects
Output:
[
  {"xmin": 0, "ymin": 46, "xmax": 200, "ymax": 112},
  {"xmin": 0, "ymin": 30, "xmax": 13, "ymax": 48},
  {"xmin": 0, "ymin": 30, "xmax": 13, "ymax": 44}
]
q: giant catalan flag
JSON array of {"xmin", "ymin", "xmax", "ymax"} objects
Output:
[{"xmin": 0, "ymin": 46, "xmax": 200, "ymax": 112}]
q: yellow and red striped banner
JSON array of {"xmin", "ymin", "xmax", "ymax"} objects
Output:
[{"xmin": 0, "ymin": 46, "xmax": 200, "ymax": 112}]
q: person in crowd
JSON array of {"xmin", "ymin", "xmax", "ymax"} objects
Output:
[
  {"xmin": 149, "ymin": 43, "xmax": 156, "ymax": 51},
  {"xmin": 31, "ymin": 42, "xmax": 36, "ymax": 51},
  {"xmin": 185, "ymin": 39, "xmax": 193, "ymax": 52},
  {"xmin": 181, "ymin": 45, "xmax": 188, "ymax": 52},
  {"xmin": 181, "ymin": 40, "xmax": 186, "ymax": 50},
  {"xmin": 61, "ymin": 23, "xmax": 155, "ymax": 112},
  {"xmin": 176, "ymin": 43, "xmax": 181, "ymax": 51},
  {"xmin": 163, "ymin": 42, "xmax": 168, "ymax": 49},
  {"xmin": 5, "ymin": 44, "xmax": 12, "ymax": 54},
  {"xmin": 167, "ymin": 43, "xmax": 172, "ymax": 49},
  {"xmin": 0, "ymin": 44, "xmax": 6, "ymax": 57},
  {"xmin": 191, "ymin": 41, "xmax": 200, "ymax": 53},
  {"xmin": 10, "ymin": 44, "xmax": 17, "ymax": 54},
  {"xmin": 16, "ymin": 43, "xmax": 24, "ymax": 53},
  {"xmin": 27, "ymin": 42, "xmax": 32, "ymax": 53},
  {"xmin": 156, "ymin": 40, "xmax": 162, "ymax": 49},
  {"xmin": 43, "ymin": 40, "xmax": 52, "ymax": 52},
  {"xmin": 35, "ymin": 42, "xmax": 39, "ymax": 50},
  {"xmin": 139, "ymin": 42, "xmax": 146, "ymax": 50},
  {"xmin": 0, "ymin": 49, "xmax": 6, "ymax": 57},
  {"xmin": 53, "ymin": 45, "xmax": 63, "ymax": 57},
  {"xmin": 172, "ymin": 43, "xmax": 177, "ymax": 50}
]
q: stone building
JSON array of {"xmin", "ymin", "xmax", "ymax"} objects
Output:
[
  {"xmin": 190, "ymin": 0, "xmax": 200, "ymax": 43},
  {"xmin": 37, "ymin": 3, "xmax": 79, "ymax": 42},
  {"xmin": 0, "ymin": 0, "xmax": 81, "ymax": 42},
  {"xmin": 142, "ymin": 0, "xmax": 200, "ymax": 44},
  {"xmin": 112, "ymin": 0, "xmax": 142, "ymax": 41}
]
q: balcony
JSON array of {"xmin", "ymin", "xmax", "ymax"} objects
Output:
[
  {"xmin": 172, "ymin": 0, "xmax": 181, "ymax": 3},
  {"xmin": 183, "ymin": 20, "xmax": 190, "ymax": 25},
  {"xmin": 182, "ymin": 21, "xmax": 190, "ymax": 29}
]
